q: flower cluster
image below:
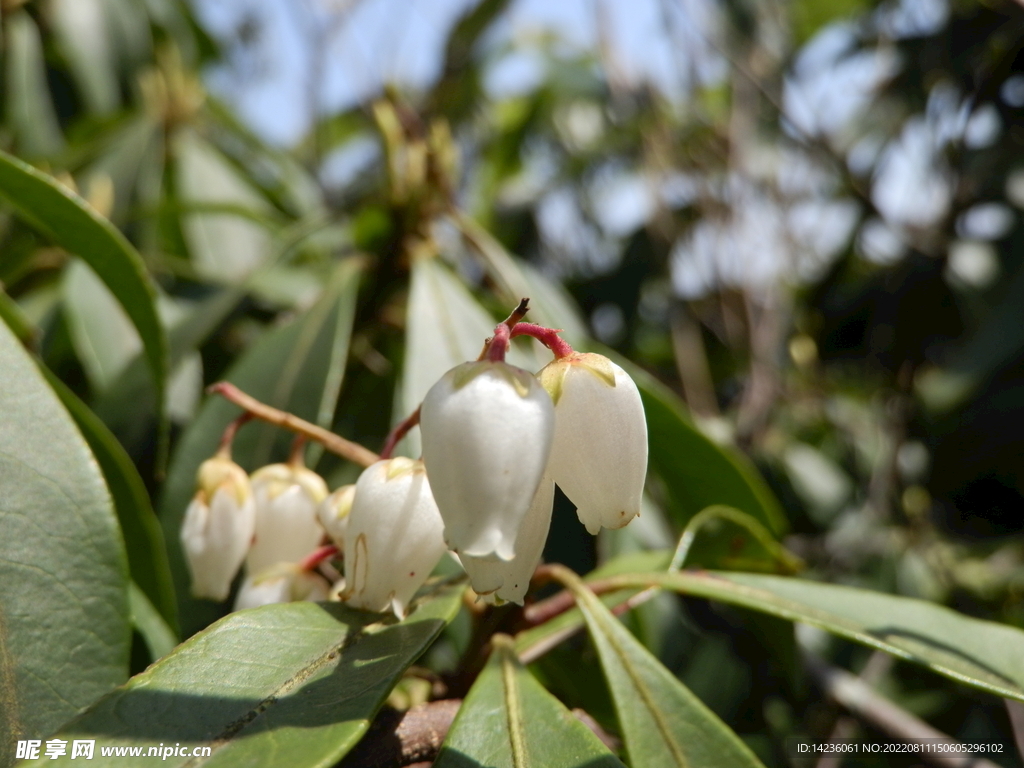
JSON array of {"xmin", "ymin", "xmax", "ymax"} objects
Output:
[{"xmin": 181, "ymin": 301, "xmax": 647, "ymax": 616}]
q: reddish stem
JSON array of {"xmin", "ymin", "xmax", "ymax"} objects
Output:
[
  {"xmin": 510, "ymin": 323, "xmax": 574, "ymax": 359},
  {"xmin": 208, "ymin": 382, "xmax": 379, "ymax": 467},
  {"xmin": 217, "ymin": 413, "xmax": 253, "ymax": 457},
  {"xmin": 299, "ymin": 544, "xmax": 339, "ymax": 572},
  {"xmin": 381, "ymin": 405, "xmax": 421, "ymax": 459}
]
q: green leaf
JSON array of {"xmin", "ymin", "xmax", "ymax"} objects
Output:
[
  {"xmin": 4, "ymin": 12, "xmax": 65, "ymax": 157},
  {"xmin": 94, "ymin": 286, "xmax": 246, "ymax": 452},
  {"xmin": 515, "ymin": 550, "xmax": 671, "ymax": 664},
  {"xmin": 129, "ymin": 582, "xmax": 178, "ymax": 662},
  {"xmin": 0, "ymin": 319, "xmax": 130, "ymax": 738},
  {"xmin": 610, "ymin": 568, "xmax": 1024, "ymax": 703},
  {"xmin": 0, "ymin": 148, "xmax": 168, "ymax": 421},
  {"xmin": 43, "ymin": 368, "xmax": 178, "ymax": 630},
  {"xmin": 175, "ymin": 130, "xmax": 276, "ymax": 282},
  {"xmin": 559, "ymin": 569, "xmax": 767, "ymax": 768},
  {"xmin": 25, "ymin": 583, "xmax": 463, "ymax": 768},
  {"xmin": 63, "ymin": 259, "xmax": 143, "ymax": 391},
  {"xmin": 434, "ymin": 636, "xmax": 625, "ymax": 768},
  {"xmin": 160, "ymin": 259, "xmax": 363, "ymax": 635},
  {"xmin": 453, "ymin": 211, "xmax": 589, "ymax": 345},
  {"xmin": 622, "ymin": 361, "xmax": 787, "ymax": 564},
  {"xmin": 50, "ymin": 0, "xmax": 120, "ymax": 115}
]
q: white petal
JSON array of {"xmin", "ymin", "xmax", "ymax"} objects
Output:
[
  {"xmin": 460, "ymin": 476, "xmax": 554, "ymax": 605},
  {"xmin": 318, "ymin": 484, "xmax": 355, "ymax": 549},
  {"xmin": 343, "ymin": 459, "xmax": 448, "ymax": 618},
  {"xmin": 421, "ymin": 361, "xmax": 554, "ymax": 560},
  {"xmin": 543, "ymin": 354, "xmax": 647, "ymax": 534},
  {"xmin": 181, "ymin": 488, "xmax": 256, "ymax": 601},
  {"xmin": 233, "ymin": 567, "xmax": 329, "ymax": 610},
  {"xmin": 246, "ymin": 464, "xmax": 327, "ymax": 574}
]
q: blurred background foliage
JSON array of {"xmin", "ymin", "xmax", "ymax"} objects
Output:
[{"xmin": 4, "ymin": 0, "xmax": 1024, "ymax": 762}]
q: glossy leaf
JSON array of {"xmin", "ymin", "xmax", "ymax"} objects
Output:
[
  {"xmin": 160, "ymin": 259, "xmax": 362, "ymax": 635},
  {"xmin": 561, "ymin": 569, "xmax": 767, "ymax": 768},
  {"xmin": 609, "ymin": 568, "xmax": 1024, "ymax": 703},
  {"xmin": 0, "ymin": 147, "xmax": 167, "ymax": 417},
  {"xmin": 24, "ymin": 583, "xmax": 464, "ymax": 768},
  {"xmin": 44, "ymin": 368, "xmax": 178, "ymax": 629},
  {"xmin": 515, "ymin": 550, "xmax": 671, "ymax": 664},
  {"xmin": 434, "ymin": 636, "xmax": 625, "ymax": 768},
  {"xmin": 0, "ymin": 319, "xmax": 130, "ymax": 738}
]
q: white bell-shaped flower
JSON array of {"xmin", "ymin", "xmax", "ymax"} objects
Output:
[
  {"xmin": 420, "ymin": 360, "xmax": 554, "ymax": 560},
  {"xmin": 246, "ymin": 463, "xmax": 328, "ymax": 575},
  {"xmin": 342, "ymin": 458, "xmax": 447, "ymax": 618},
  {"xmin": 459, "ymin": 475, "xmax": 554, "ymax": 605},
  {"xmin": 538, "ymin": 353, "xmax": 648, "ymax": 534},
  {"xmin": 180, "ymin": 455, "xmax": 256, "ymax": 601},
  {"xmin": 233, "ymin": 563, "xmax": 330, "ymax": 611},
  {"xmin": 318, "ymin": 484, "xmax": 355, "ymax": 549}
]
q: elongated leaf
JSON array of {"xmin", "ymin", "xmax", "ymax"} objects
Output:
[
  {"xmin": 0, "ymin": 148, "xmax": 167, "ymax": 417},
  {"xmin": 0, "ymin": 319, "xmax": 130, "ymax": 738},
  {"xmin": 621, "ymin": 360, "xmax": 787, "ymax": 566},
  {"xmin": 24, "ymin": 583, "xmax": 463, "ymax": 768},
  {"xmin": 95, "ymin": 287, "xmax": 246, "ymax": 451},
  {"xmin": 44, "ymin": 368, "xmax": 178, "ymax": 629},
  {"xmin": 562, "ymin": 569, "xmax": 767, "ymax": 768},
  {"xmin": 515, "ymin": 550, "xmax": 671, "ymax": 664},
  {"xmin": 454, "ymin": 211, "xmax": 588, "ymax": 344},
  {"xmin": 50, "ymin": 0, "xmax": 119, "ymax": 115},
  {"xmin": 4, "ymin": 12, "xmax": 64, "ymax": 157},
  {"xmin": 160, "ymin": 259, "xmax": 363, "ymax": 635},
  {"xmin": 129, "ymin": 583, "xmax": 178, "ymax": 662},
  {"xmin": 435, "ymin": 636, "xmax": 624, "ymax": 768},
  {"xmin": 607, "ymin": 568, "xmax": 1024, "ymax": 703},
  {"xmin": 176, "ymin": 130, "xmax": 275, "ymax": 281}
]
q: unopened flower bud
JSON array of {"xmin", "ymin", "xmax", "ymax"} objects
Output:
[
  {"xmin": 180, "ymin": 455, "xmax": 256, "ymax": 601},
  {"xmin": 246, "ymin": 463, "xmax": 328, "ymax": 575},
  {"xmin": 538, "ymin": 353, "xmax": 647, "ymax": 534},
  {"xmin": 343, "ymin": 458, "xmax": 447, "ymax": 618},
  {"xmin": 233, "ymin": 563, "xmax": 330, "ymax": 611},
  {"xmin": 318, "ymin": 484, "xmax": 355, "ymax": 549},
  {"xmin": 460, "ymin": 475, "xmax": 553, "ymax": 605},
  {"xmin": 421, "ymin": 360, "xmax": 554, "ymax": 560}
]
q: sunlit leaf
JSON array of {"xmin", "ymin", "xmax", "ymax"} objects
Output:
[
  {"xmin": 560, "ymin": 568, "xmax": 767, "ymax": 768},
  {"xmin": 608, "ymin": 568, "xmax": 1024, "ymax": 703},
  {"xmin": 176, "ymin": 130, "xmax": 276, "ymax": 282},
  {"xmin": 0, "ymin": 148, "xmax": 167, "ymax": 421},
  {"xmin": 160, "ymin": 258, "xmax": 363, "ymax": 635},
  {"xmin": 434, "ymin": 635, "xmax": 624, "ymax": 768},
  {"xmin": 22, "ymin": 583, "xmax": 463, "ymax": 768},
  {"xmin": 50, "ymin": 0, "xmax": 119, "ymax": 115},
  {"xmin": 4, "ymin": 12, "xmax": 64, "ymax": 157},
  {"xmin": 0, "ymin": 319, "xmax": 130, "ymax": 738},
  {"xmin": 44, "ymin": 369, "xmax": 178, "ymax": 630}
]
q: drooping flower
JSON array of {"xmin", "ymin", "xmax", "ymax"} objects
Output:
[
  {"xmin": 538, "ymin": 352, "xmax": 647, "ymax": 534},
  {"xmin": 180, "ymin": 455, "xmax": 256, "ymax": 601},
  {"xmin": 342, "ymin": 458, "xmax": 447, "ymax": 618},
  {"xmin": 420, "ymin": 360, "xmax": 554, "ymax": 561},
  {"xmin": 459, "ymin": 474, "xmax": 554, "ymax": 605},
  {"xmin": 233, "ymin": 563, "xmax": 330, "ymax": 611},
  {"xmin": 318, "ymin": 484, "xmax": 355, "ymax": 550},
  {"xmin": 246, "ymin": 463, "xmax": 328, "ymax": 575}
]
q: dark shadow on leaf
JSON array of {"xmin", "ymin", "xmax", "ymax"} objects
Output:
[{"xmin": 58, "ymin": 602, "xmax": 446, "ymax": 747}]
